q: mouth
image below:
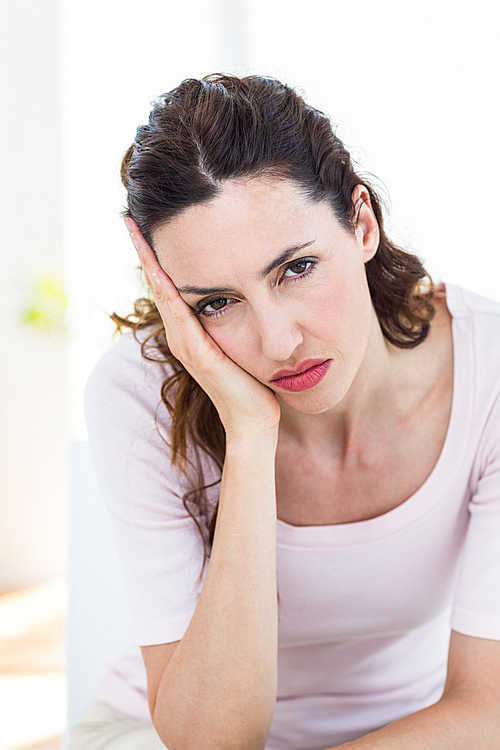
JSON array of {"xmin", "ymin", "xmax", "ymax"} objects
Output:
[{"xmin": 269, "ymin": 359, "xmax": 331, "ymax": 392}]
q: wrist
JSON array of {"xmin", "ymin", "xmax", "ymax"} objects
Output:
[{"xmin": 225, "ymin": 425, "xmax": 279, "ymax": 451}]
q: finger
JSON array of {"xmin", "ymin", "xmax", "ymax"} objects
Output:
[
  {"xmin": 122, "ymin": 228, "xmax": 203, "ymax": 344},
  {"xmin": 123, "ymin": 217, "xmax": 159, "ymax": 269},
  {"xmin": 121, "ymin": 220, "xmax": 191, "ymax": 312},
  {"xmin": 123, "ymin": 215, "xmax": 138, "ymax": 235},
  {"xmin": 123, "ymin": 217, "xmax": 167, "ymax": 295},
  {"xmin": 149, "ymin": 269, "xmax": 223, "ymax": 369},
  {"xmin": 150, "ymin": 268, "xmax": 198, "ymax": 331},
  {"xmin": 123, "ymin": 218, "xmax": 220, "ymax": 368},
  {"xmin": 150, "ymin": 268, "xmax": 178, "ymax": 305}
]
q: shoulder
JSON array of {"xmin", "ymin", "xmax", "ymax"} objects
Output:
[
  {"xmin": 83, "ymin": 328, "xmax": 199, "ymax": 513},
  {"xmin": 83, "ymin": 327, "xmax": 182, "ymax": 465},
  {"xmin": 444, "ymin": 284, "xmax": 500, "ymax": 472},
  {"xmin": 444, "ymin": 282, "xmax": 500, "ymax": 320},
  {"xmin": 84, "ymin": 327, "xmax": 174, "ymax": 416},
  {"xmin": 445, "ymin": 283, "xmax": 500, "ymax": 389}
]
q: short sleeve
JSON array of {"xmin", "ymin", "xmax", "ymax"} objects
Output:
[
  {"xmin": 451, "ymin": 392, "xmax": 500, "ymax": 640},
  {"xmin": 83, "ymin": 331, "xmax": 213, "ymax": 646}
]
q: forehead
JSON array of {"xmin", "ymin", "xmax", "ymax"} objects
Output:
[{"xmin": 152, "ymin": 178, "xmax": 337, "ymax": 285}]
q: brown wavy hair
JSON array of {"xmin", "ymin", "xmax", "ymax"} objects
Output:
[{"xmin": 114, "ymin": 73, "xmax": 435, "ymax": 565}]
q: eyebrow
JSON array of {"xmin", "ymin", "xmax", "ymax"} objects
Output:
[{"xmin": 176, "ymin": 240, "xmax": 316, "ymax": 296}]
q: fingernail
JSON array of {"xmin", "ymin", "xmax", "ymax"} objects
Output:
[
  {"xmin": 151, "ymin": 271, "xmax": 161, "ymax": 285},
  {"xmin": 129, "ymin": 233, "xmax": 139, "ymax": 252},
  {"xmin": 123, "ymin": 217, "xmax": 133, "ymax": 232}
]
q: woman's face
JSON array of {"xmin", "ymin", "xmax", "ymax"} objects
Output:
[{"xmin": 153, "ymin": 178, "xmax": 380, "ymax": 415}]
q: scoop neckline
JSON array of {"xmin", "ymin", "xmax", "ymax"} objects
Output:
[{"xmin": 276, "ymin": 282, "xmax": 474, "ymax": 547}]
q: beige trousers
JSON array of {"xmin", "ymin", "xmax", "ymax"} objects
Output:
[{"xmin": 67, "ymin": 700, "xmax": 167, "ymax": 750}]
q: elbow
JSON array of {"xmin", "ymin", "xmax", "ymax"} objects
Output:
[
  {"xmin": 154, "ymin": 731, "xmax": 268, "ymax": 750},
  {"xmin": 151, "ymin": 678, "xmax": 276, "ymax": 750},
  {"xmin": 152, "ymin": 711, "xmax": 271, "ymax": 750}
]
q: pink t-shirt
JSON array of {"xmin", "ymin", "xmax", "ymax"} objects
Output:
[{"xmin": 84, "ymin": 283, "xmax": 500, "ymax": 749}]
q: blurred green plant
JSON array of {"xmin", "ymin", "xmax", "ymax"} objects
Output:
[{"xmin": 21, "ymin": 271, "xmax": 68, "ymax": 336}]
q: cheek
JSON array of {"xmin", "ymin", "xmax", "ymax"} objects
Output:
[
  {"xmin": 201, "ymin": 319, "xmax": 259, "ymax": 370},
  {"xmin": 308, "ymin": 273, "xmax": 371, "ymax": 345},
  {"xmin": 305, "ymin": 281, "xmax": 351, "ymax": 333}
]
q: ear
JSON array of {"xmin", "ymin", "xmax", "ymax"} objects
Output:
[{"xmin": 351, "ymin": 184, "xmax": 380, "ymax": 263}]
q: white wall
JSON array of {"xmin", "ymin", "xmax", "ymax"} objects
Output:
[{"xmin": 0, "ymin": 0, "xmax": 68, "ymax": 589}]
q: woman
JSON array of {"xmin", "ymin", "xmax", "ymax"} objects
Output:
[{"xmin": 71, "ymin": 74, "xmax": 500, "ymax": 749}]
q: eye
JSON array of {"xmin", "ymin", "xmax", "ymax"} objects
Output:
[
  {"xmin": 203, "ymin": 298, "xmax": 229, "ymax": 312},
  {"xmin": 281, "ymin": 257, "xmax": 316, "ymax": 281},
  {"xmin": 196, "ymin": 297, "xmax": 235, "ymax": 319}
]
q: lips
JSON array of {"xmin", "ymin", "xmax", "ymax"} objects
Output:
[
  {"xmin": 270, "ymin": 358, "xmax": 328, "ymax": 380},
  {"xmin": 269, "ymin": 359, "xmax": 331, "ymax": 393}
]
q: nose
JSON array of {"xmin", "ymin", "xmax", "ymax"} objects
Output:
[{"xmin": 254, "ymin": 303, "xmax": 304, "ymax": 363}]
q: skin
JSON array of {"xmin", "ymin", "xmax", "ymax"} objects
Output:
[
  {"xmin": 135, "ymin": 179, "xmax": 385, "ymax": 438},
  {"xmin": 124, "ymin": 178, "xmax": 500, "ymax": 749}
]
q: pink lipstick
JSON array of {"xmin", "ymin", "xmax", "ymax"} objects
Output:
[{"xmin": 270, "ymin": 359, "xmax": 331, "ymax": 392}]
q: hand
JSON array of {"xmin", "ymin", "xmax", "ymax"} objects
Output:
[{"xmin": 124, "ymin": 218, "xmax": 282, "ymax": 440}]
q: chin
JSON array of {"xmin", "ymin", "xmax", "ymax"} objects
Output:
[{"xmin": 277, "ymin": 387, "xmax": 348, "ymax": 415}]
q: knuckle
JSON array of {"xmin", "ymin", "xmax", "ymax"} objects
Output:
[
  {"xmin": 152, "ymin": 285, "xmax": 164, "ymax": 303},
  {"xmin": 191, "ymin": 346, "xmax": 217, "ymax": 373},
  {"xmin": 169, "ymin": 303, "xmax": 192, "ymax": 329}
]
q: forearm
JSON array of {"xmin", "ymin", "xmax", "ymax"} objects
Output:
[
  {"xmin": 153, "ymin": 431, "xmax": 279, "ymax": 750},
  {"xmin": 329, "ymin": 691, "xmax": 500, "ymax": 749}
]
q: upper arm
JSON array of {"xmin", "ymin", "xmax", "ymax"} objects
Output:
[
  {"xmin": 141, "ymin": 640, "xmax": 181, "ymax": 719},
  {"xmin": 443, "ymin": 630, "xmax": 500, "ymax": 706},
  {"xmin": 448, "ymin": 392, "xmax": 500, "ymax": 700},
  {"xmin": 83, "ymin": 336, "xmax": 212, "ymax": 645}
]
